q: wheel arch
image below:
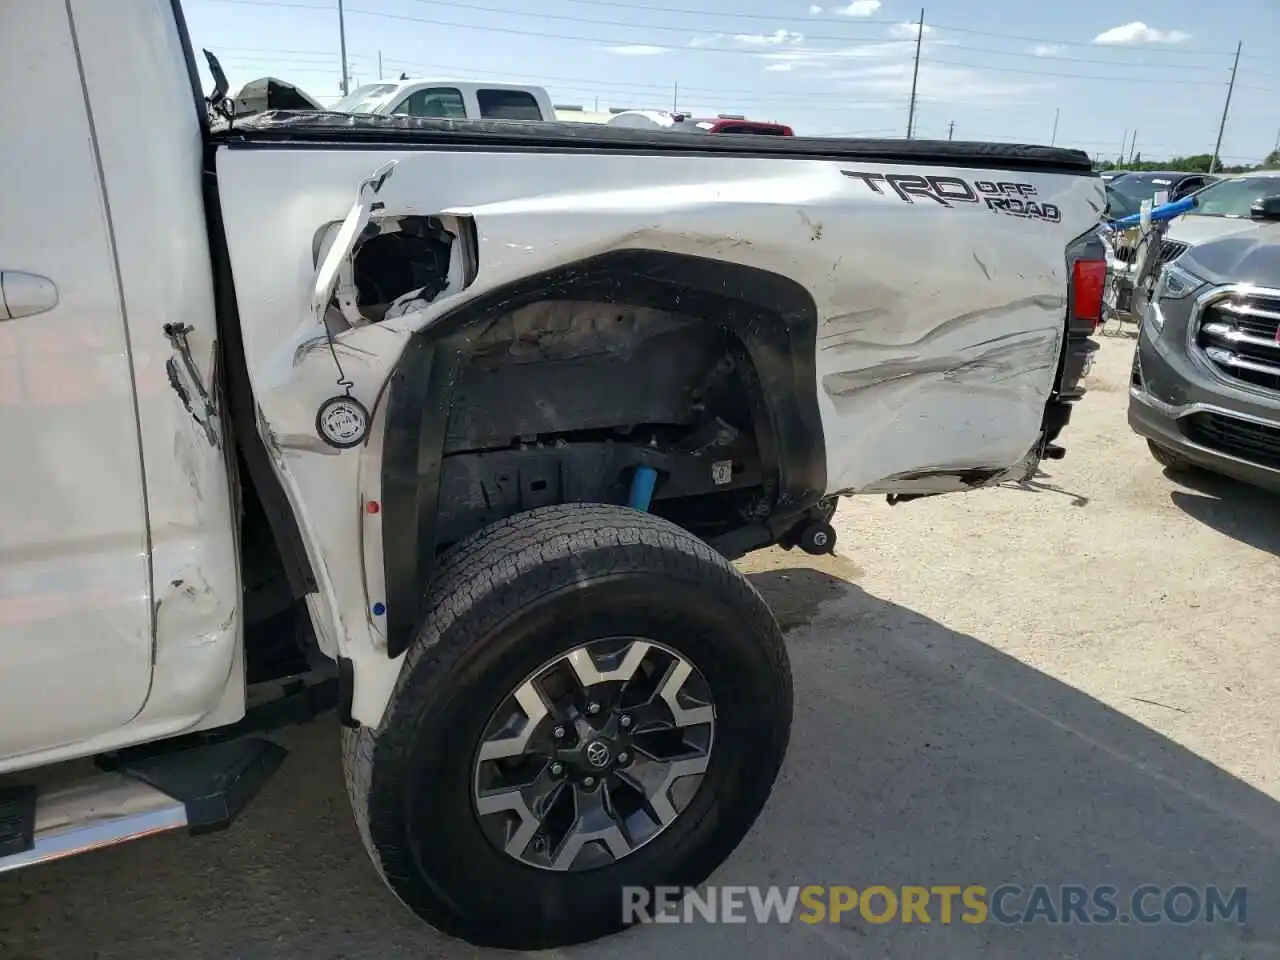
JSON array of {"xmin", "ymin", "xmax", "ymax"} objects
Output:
[{"xmin": 378, "ymin": 249, "xmax": 827, "ymax": 658}]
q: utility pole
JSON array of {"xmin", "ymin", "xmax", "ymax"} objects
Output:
[
  {"xmin": 947, "ymin": 120, "xmax": 954, "ymax": 141},
  {"xmin": 1118, "ymin": 128, "xmax": 1128, "ymax": 164},
  {"xmin": 905, "ymin": 8, "xmax": 924, "ymax": 138},
  {"xmin": 377, "ymin": 50, "xmax": 383, "ymax": 81},
  {"xmin": 1050, "ymin": 107, "xmax": 1059, "ymax": 146},
  {"xmin": 1128, "ymin": 129, "xmax": 1138, "ymax": 164},
  {"xmin": 1209, "ymin": 41, "xmax": 1242, "ymax": 174},
  {"xmin": 672, "ymin": 81, "xmax": 678, "ymax": 113},
  {"xmin": 337, "ymin": 0, "xmax": 350, "ymax": 95}
]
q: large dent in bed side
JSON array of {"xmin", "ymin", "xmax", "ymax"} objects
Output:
[{"xmin": 213, "ymin": 145, "xmax": 1099, "ymax": 724}]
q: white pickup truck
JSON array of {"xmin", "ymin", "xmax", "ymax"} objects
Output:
[
  {"xmin": 330, "ymin": 78, "xmax": 556, "ymax": 122},
  {"xmin": 0, "ymin": 0, "xmax": 1105, "ymax": 950}
]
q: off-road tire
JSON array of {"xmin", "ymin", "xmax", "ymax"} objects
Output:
[
  {"xmin": 342, "ymin": 503, "xmax": 793, "ymax": 950},
  {"xmin": 1147, "ymin": 439, "xmax": 1194, "ymax": 474}
]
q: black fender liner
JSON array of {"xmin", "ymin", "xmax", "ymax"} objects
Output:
[{"xmin": 379, "ymin": 249, "xmax": 827, "ymax": 658}]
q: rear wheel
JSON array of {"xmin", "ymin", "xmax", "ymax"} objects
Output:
[{"xmin": 343, "ymin": 503, "xmax": 792, "ymax": 950}]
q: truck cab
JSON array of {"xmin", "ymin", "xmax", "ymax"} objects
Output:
[{"xmin": 329, "ymin": 78, "xmax": 555, "ymax": 122}]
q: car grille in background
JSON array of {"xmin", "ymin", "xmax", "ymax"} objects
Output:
[
  {"xmin": 1195, "ymin": 291, "xmax": 1280, "ymax": 392},
  {"xmin": 1112, "ymin": 239, "xmax": 1189, "ymax": 264},
  {"xmin": 1182, "ymin": 412, "xmax": 1280, "ymax": 470}
]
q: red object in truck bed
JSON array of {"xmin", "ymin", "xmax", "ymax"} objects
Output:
[{"xmin": 701, "ymin": 119, "xmax": 794, "ymax": 136}]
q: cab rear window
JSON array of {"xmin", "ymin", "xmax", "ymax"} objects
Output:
[{"xmin": 477, "ymin": 89, "xmax": 543, "ymax": 120}]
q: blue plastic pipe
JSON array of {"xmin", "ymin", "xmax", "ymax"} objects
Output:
[
  {"xmin": 1109, "ymin": 194, "xmax": 1198, "ymax": 229},
  {"xmin": 629, "ymin": 465, "xmax": 658, "ymax": 512}
]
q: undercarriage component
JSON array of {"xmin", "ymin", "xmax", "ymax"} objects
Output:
[
  {"xmin": 628, "ymin": 465, "xmax": 659, "ymax": 511},
  {"xmin": 777, "ymin": 496, "xmax": 838, "ymax": 551},
  {"xmin": 886, "ymin": 493, "xmax": 938, "ymax": 506},
  {"xmin": 796, "ymin": 521, "xmax": 836, "ymax": 555}
]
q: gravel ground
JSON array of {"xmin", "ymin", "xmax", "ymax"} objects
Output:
[{"xmin": 2, "ymin": 332, "xmax": 1278, "ymax": 959}]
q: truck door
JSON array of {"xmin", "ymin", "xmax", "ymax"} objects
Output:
[{"xmin": 0, "ymin": 4, "xmax": 154, "ymax": 757}]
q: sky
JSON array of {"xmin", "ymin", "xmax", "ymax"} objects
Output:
[{"xmin": 185, "ymin": 0, "xmax": 1279, "ymax": 164}]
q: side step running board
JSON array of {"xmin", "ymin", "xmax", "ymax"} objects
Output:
[
  {"xmin": 0, "ymin": 773, "xmax": 188, "ymax": 875},
  {"xmin": 0, "ymin": 737, "xmax": 285, "ymax": 875}
]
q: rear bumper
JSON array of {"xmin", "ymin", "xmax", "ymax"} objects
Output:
[{"xmin": 1127, "ymin": 321, "xmax": 1280, "ymax": 492}]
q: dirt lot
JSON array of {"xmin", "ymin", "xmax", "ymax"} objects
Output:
[{"xmin": 2, "ymin": 332, "xmax": 1278, "ymax": 959}]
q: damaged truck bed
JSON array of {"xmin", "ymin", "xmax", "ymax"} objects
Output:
[
  {"xmin": 0, "ymin": 8, "xmax": 1106, "ymax": 943},
  {"xmin": 210, "ymin": 111, "xmax": 1103, "ymax": 663}
]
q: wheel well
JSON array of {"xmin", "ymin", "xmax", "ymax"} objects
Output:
[
  {"xmin": 379, "ymin": 249, "xmax": 827, "ymax": 658},
  {"xmin": 433, "ymin": 298, "xmax": 772, "ymax": 549}
]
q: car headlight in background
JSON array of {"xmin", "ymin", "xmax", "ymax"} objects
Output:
[
  {"xmin": 1144, "ymin": 261, "xmax": 1204, "ymax": 335},
  {"xmin": 1155, "ymin": 261, "xmax": 1202, "ymax": 300}
]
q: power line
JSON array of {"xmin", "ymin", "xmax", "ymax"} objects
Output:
[
  {"xmin": 390, "ymin": 0, "xmax": 1279, "ymax": 75},
  {"xmin": 424, "ymin": 0, "xmax": 1274, "ymax": 67},
  {"xmin": 212, "ymin": 48, "xmax": 1277, "ymax": 125},
  {"xmin": 924, "ymin": 55, "xmax": 1273, "ymax": 91},
  {"xmin": 434, "ymin": 0, "xmax": 1251, "ymax": 59},
  {"xmin": 209, "ymin": 0, "xmax": 1280, "ymax": 77},
  {"xmin": 199, "ymin": 1, "xmax": 1280, "ymax": 92},
  {"xmin": 211, "ymin": 47, "xmax": 1026, "ymax": 108},
  {"xmin": 198, "ymin": 0, "xmax": 1273, "ymax": 66},
  {"xmin": 203, "ymin": 0, "xmax": 911, "ymax": 52}
]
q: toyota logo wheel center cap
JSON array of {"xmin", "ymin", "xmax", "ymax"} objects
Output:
[{"xmin": 584, "ymin": 740, "xmax": 612, "ymax": 769}]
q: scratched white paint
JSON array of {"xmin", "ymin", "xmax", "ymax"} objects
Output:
[
  {"xmin": 215, "ymin": 144, "xmax": 1102, "ymax": 725},
  {"xmin": 1, "ymin": 0, "xmax": 1104, "ymax": 761},
  {"xmin": 0, "ymin": 0, "xmax": 242, "ymax": 773}
]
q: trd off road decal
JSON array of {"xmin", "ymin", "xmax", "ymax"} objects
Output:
[{"xmin": 841, "ymin": 171, "xmax": 1063, "ymax": 224}]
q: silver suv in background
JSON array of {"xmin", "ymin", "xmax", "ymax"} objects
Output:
[{"xmin": 1128, "ymin": 175, "xmax": 1280, "ymax": 491}]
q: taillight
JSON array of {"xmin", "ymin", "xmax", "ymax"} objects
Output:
[{"xmin": 1071, "ymin": 258, "xmax": 1107, "ymax": 331}]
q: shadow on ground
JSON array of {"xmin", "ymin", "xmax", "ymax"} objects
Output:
[
  {"xmin": 1000, "ymin": 468, "xmax": 1091, "ymax": 508},
  {"xmin": 1166, "ymin": 468, "xmax": 1280, "ymax": 557},
  {"xmin": 0, "ymin": 568, "xmax": 1276, "ymax": 960}
]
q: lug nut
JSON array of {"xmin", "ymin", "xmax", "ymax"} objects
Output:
[
  {"xmin": 550, "ymin": 762, "xmax": 564, "ymax": 776},
  {"xmin": 587, "ymin": 702, "xmax": 601, "ymax": 715},
  {"xmin": 617, "ymin": 752, "xmax": 630, "ymax": 765},
  {"xmin": 553, "ymin": 725, "xmax": 566, "ymax": 739},
  {"xmin": 619, "ymin": 715, "xmax": 632, "ymax": 729},
  {"xmin": 583, "ymin": 776, "xmax": 596, "ymax": 788}
]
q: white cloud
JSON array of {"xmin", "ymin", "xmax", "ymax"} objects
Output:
[
  {"xmin": 603, "ymin": 45, "xmax": 667, "ymax": 56},
  {"xmin": 735, "ymin": 29, "xmax": 804, "ymax": 46},
  {"xmin": 1092, "ymin": 22, "xmax": 1190, "ymax": 45},
  {"xmin": 688, "ymin": 33, "xmax": 723, "ymax": 47},
  {"xmin": 808, "ymin": 4, "xmax": 823, "ymax": 12},
  {"xmin": 765, "ymin": 62, "xmax": 795, "ymax": 71},
  {"xmin": 1031, "ymin": 43, "xmax": 1065, "ymax": 56},
  {"xmin": 889, "ymin": 21, "xmax": 935, "ymax": 39},
  {"xmin": 836, "ymin": 0, "xmax": 881, "ymax": 16}
]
